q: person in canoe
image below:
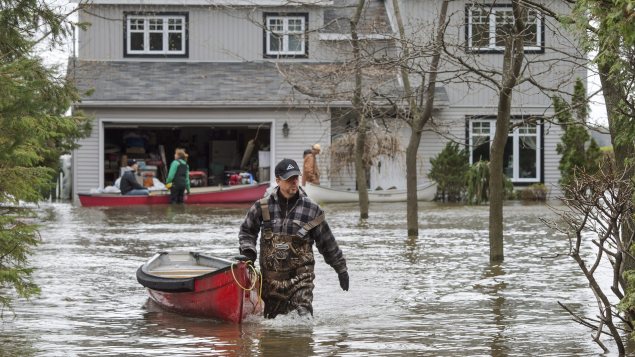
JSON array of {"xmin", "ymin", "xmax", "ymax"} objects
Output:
[
  {"xmin": 165, "ymin": 148, "xmax": 191, "ymax": 204},
  {"xmin": 120, "ymin": 159, "xmax": 149, "ymax": 196},
  {"xmin": 238, "ymin": 158, "xmax": 349, "ymax": 319}
]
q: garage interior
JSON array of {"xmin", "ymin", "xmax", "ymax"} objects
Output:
[{"xmin": 103, "ymin": 124, "xmax": 271, "ymax": 188}]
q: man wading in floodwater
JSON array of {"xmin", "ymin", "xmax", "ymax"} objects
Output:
[{"xmin": 238, "ymin": 158, "xmax": 349, "ymax": 318}]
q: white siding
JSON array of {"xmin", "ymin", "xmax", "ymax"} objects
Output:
[
  {"xmin": 398, "ymin": 0, "xmax": 585, "ymax": 109},
  {"xmin": 78, "ymin": 5, "xmax": 339, "ymax": 62},
  {"xmin": 73, "ymin": 117, "xmax": 101, "ymax": 196},
  {"xmin": 543, "ymin": 121, "xmax": 564, "ymax": 199}
]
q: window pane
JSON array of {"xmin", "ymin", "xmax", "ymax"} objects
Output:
[
  {"xmin": 495, "ymin": 10, "xmax": 514, "ymax": 47},
  {"xmin": 269, "ymin": 33, "xmax": 281, "ymax": 52},
  {"xmin": 472, "ymin": 121, "xmax": 490, "ymax": 134},
  {"xmin": 168, "ymin": 33, "xmax": 182, "ymax": 51},
  {"xmin": 268, "ymin": 18, "xmax": 283, "ymax": 32},
  {"xmin": 130, "ymin": 32, "xmax": 144, "ymax": 50},
  {"xmin": 472, "ymin": 23, "xmax": 490, "ymax": 48},
  {"xmin": 472, "ymin": 135, "xmax": 490, "ymax": 163},
  {"xmin": 523, "ymin": 12, "xmax": 538, "ymax": 46},
  {"xmin": 130, "ymin": 19, "xmax": 144, "ymax": 30},
  {"xmin": 470, "ymin": 9, "xmax": 490, "ymax": 48},
  {"xmin": 288, "ymin": 34, "xmax": 303, "ymax": 52},
  {"xmin": 288, "ymin": 18, "xmax": 303, "ymax": 32},
  {"xmin": 503, "ymin": 137, "xmax": 513, "ymax": 177},
  {"xmin": 149, "ymin": 18, "xmax": 163, "ymax": 31},
  {"xmin": 149, "ymin": 33, "xmax": 163, "ymax": 51},
  {"xmin": 518, "ymin": 123, "xmax": 536, "ymax": 134},
  {"xmin": 168, "ymin": 18, "xmax": 183, "ymax": 31},
  {"xmin": 519, "ymin": 136, "xmax": 537, "ymax": 178}
]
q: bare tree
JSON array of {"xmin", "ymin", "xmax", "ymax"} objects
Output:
[
  {"xmin": 262, "ymin": 0, "xmax": 454, "ymax": 225},
  {"xmin": 391, "ymin": 0, "xmax": 450, "ymax": 237},
  {"xmin": 545, "ymin": 160, "xmax": 634, "ymax": 355},
  {"xmin": 439, "ymin": 0, "xmax": 587, "ymax": 262},
  {"xmin": 350, "ymin": 0, "xmax": 370, "ymax": 218}
]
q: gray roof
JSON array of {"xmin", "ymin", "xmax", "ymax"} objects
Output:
[
  {"xmin": 70, "ymin": 60, "xmax": 447, "ymax": 108},
  {"xmin": 70, "ymin": 60, "xmax": 304, "ymax": 106}
]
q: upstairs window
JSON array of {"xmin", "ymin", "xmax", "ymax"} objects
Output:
[
  {"xmin": 467, "ymin": 5, "xmax": 543, "ymax": 53},
  {"xmin": 468, "ymin": 118, "xmax": 542, "ymax": 183},
  {"xmin": 125, "ymin": 13, "xmax": 188, "ymax": 57},
  {"xmin": 264, "ymin": 13, "xmax": 308, "ymax": 58}
]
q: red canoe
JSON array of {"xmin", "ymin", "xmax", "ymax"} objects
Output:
[
  {"xmin": 78, "ymin": 182, "xmax": 269, "ymax": 207},
  {"xmin": 136, "ymin": 252, "xmax": 262, "ymax": 323}
]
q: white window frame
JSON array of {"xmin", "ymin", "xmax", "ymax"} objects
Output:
[
  {"xmin": 467, "ymin": 5, "xmax": 542, "ymax": 52},
  {"xmin": 468, "ymin": 118, "xmax": 541, "ymax": 183},
  {"xmin": 265, "ymin": 15, "xmax": 306, "ymax": 56},
  {"xmin": 126, "ymin": 15, "xmax": 186, "ymax": 55}
]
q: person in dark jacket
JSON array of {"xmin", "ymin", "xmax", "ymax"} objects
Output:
[
  {"xmin": 120, "ymin": 159, "xmax": 149, "ymax": 195},
  {"xmin": 165, "ymin": 148, "xmax": 190, "ymax": 204},
  {"xmin": 238, "ymin": 158, "xmax": 349, "ymax": 319}
]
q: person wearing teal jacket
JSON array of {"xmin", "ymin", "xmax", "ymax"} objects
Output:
[{"xmin": 166, "ymin": 148, "xmax": 190, "ymax": 204}]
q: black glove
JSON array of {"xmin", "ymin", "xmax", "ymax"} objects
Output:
[
  {"xmin": 338, "ymin": 271, "xmax": 349, "ymax": 291},
  {"xmin": 242, "ymin": 249, "xmax": 257, "ymax": 263}
]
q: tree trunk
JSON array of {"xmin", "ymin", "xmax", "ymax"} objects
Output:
[
  {"xmin": 392, "ymin": 0, "xmax": 449, "ymax": 237},
  {"xmin": 488, "ymin": 0, "xmax": 525, "ymax": 263},
  {"xmin": 351, "ymin": 0, "xmax": 369, "ymax": 219},
  {"xmin": 355, "ymin": 115, "xmax": 369, "ymax": 218},
  {"xmin": 489, "ymin": 100, "xmax": 510, "ymax": 263},
  {"xmin": 405, "ymin": 127, "xmax": 422, "ymax": 236}
]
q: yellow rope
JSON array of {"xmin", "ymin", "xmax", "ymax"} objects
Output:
[
  {"xmin": 230, "ymin": 261, "xmax": 259, "ymax": 290},
  {"xmin": 230, "ymin": 261, "xmax": 264, "ymax": 313}
]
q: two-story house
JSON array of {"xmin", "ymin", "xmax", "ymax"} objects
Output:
[{"xmin": 70, "ymin": 0, "xmax": 582, "ymax": 201}]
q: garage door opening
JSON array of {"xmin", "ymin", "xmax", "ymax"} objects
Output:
[{"xmin": 103, "ymin": 124, "xmax": 271, "ymax": 188}]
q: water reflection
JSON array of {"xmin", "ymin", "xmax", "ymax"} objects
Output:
[
  {"xmin": 477, "ymin": 264, "xmax": 510, "ymax": 356},
  {"xmin": 141, "ymin": 299, "xmax": 248, "ymax": 355},
  {"xmin": 1, "ymin": 202, "xmax": 632, "ymax": 355}
]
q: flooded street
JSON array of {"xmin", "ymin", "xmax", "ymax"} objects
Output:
[{"xmin": 1, "ymin": 201, "xmax": 630, "ymax": 356}]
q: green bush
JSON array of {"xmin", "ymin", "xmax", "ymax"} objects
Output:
[
  {"xmin": 465, "ymin": 160, "xmax": 515, "ymax": 204},
  {"xmin": 518, "ymin": 183, "xmax": 548, "ymax": 201},
  {"xmin": 466, "ymin": 161, "xmax": 489, "ymax": 204},
  {"xmin": 428, "ymin": 142, "xmax": 469, "ymax": 202}
]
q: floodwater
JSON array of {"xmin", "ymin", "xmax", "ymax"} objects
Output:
[{"xmin": 1, "ymin": 201, "xmax": 632, "ymax": 356}]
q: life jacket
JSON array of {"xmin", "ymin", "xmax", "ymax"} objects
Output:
[
  {"xmin": 258, "ymin": 197, "xmax": 325, "ymax": 317},
  {"xmin": 172, "ymin": 159, "xmax": 188, "ymax": 189}
]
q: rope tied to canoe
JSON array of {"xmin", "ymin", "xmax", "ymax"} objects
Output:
[{"xmin": 230, "ymin": 261, "xmax": 263, "ymax": 309}]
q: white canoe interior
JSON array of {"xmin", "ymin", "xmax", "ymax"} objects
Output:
[
  {"xmin": 144, "ymin": 252, "xmax": 232, "ymax": 279},
  {"xmin": 148, "ymin": 266, "xmax": 217, "ymax": 279}
]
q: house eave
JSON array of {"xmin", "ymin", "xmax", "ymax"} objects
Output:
[
  {"xmin": 319, "ymin": 33, "xmax": 394, "ymax": 41},
  {"xmin": 74, "ymin": 100, "xmax": 347, "ymax": 109},
  {"xmin": 75, "ymin": 100, "xmax": 448, "ymax": 110},
  {"xmin": 72, "ymin": 0, "xmax": 333, "ymax": 5}
]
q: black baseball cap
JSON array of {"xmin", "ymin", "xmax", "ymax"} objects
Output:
[
  {"xmin": 275, "ymin": 158, "xmax": 301, "ymax": 180},
  {"xmin": 127, "ymin": 159, "xmax": 137, "ymax": 166}
]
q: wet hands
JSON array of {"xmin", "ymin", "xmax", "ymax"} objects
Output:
[{"xmin": 338, "ymin": 271, "xmax": 349, "ymax": 291}]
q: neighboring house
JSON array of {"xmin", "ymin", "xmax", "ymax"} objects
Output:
[{"xmin": 70, "ymin": 0, "xmax": 581, "ymax": 201}]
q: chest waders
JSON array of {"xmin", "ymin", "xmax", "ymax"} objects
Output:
[{"xmin": 259, "ymin": 198, "xmax": 325, "ymax": 318}]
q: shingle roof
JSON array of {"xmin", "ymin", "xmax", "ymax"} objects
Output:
[
  {"xmin": 70, "ymin": 60, "xmax": 447, "ymax": 108},
  {"xmin": 70, "ymin": 60, "xmax": 302, "ymax": 105}
]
